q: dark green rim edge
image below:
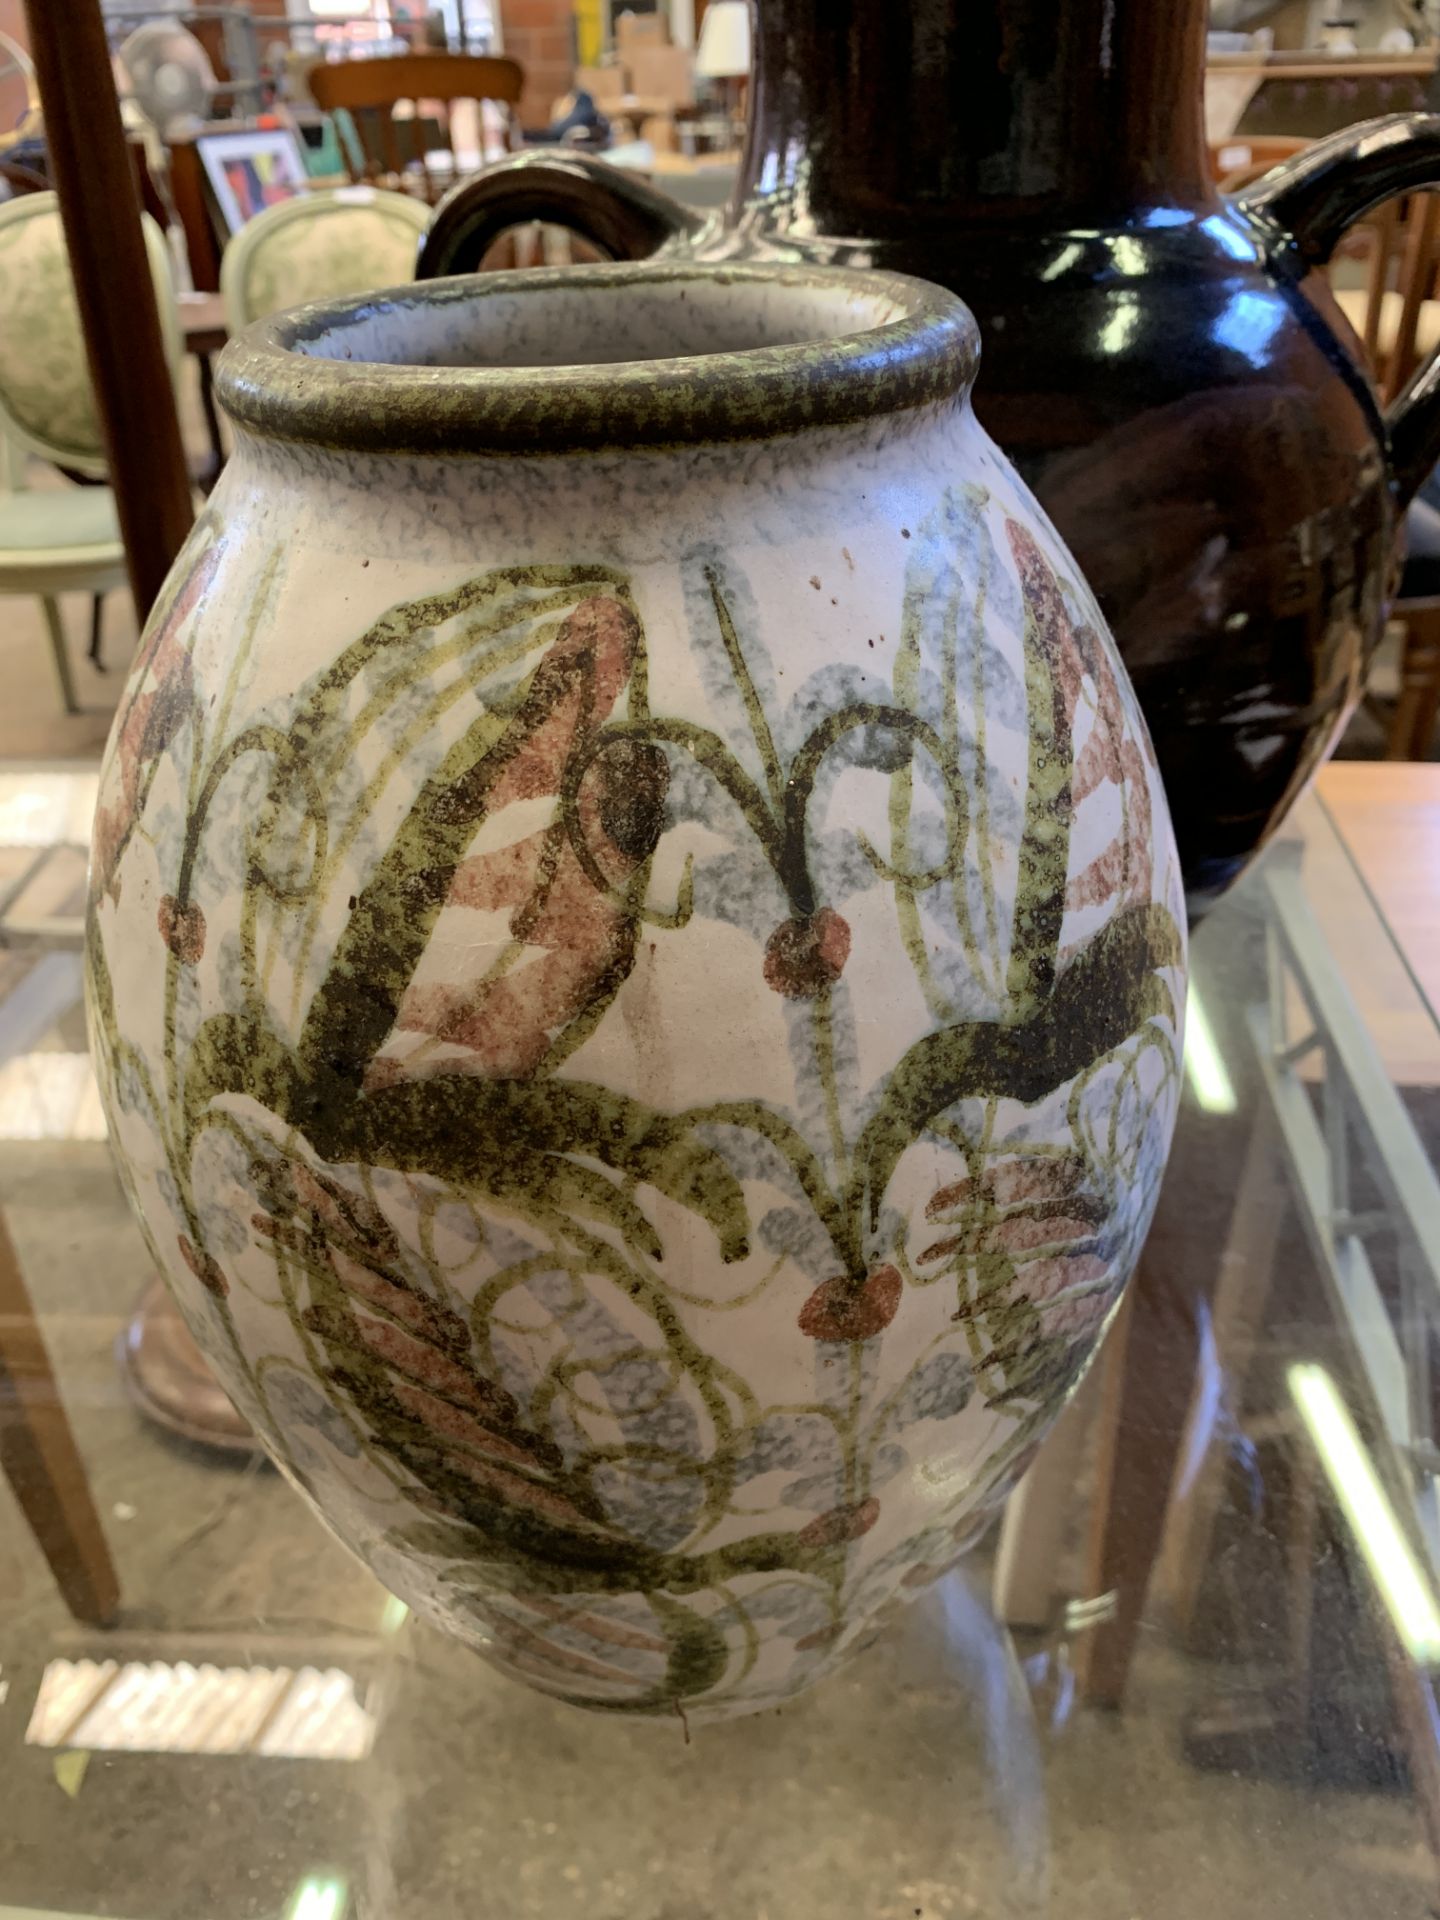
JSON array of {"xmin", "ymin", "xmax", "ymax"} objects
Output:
[{"xmin": 215, "ymin": 261, "xmax": 980, "ymax": 457}]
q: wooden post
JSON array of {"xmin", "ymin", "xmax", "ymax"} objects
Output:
[
  {"xmin": 22, "ymin": 0, "xmax": 193, "ymax": 619},
  {"xmin": 0, "ymin": 1208, "xmax": 119, "ymax": 1625}
]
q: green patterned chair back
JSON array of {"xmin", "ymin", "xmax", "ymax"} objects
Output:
[
  {"xmin": 0, "ymin": 191, "xmax": 180, "ymax": 480},
  {"xmin": 220, "ymin": 187, "xmax": 430, "ymax": 334}
]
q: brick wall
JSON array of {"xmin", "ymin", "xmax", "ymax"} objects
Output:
[{"xmin": 500, "ymin": 0, "xmax": 576, "ymax": 132}]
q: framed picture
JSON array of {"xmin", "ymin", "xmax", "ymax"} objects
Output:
[{"xmin": 195, "ymin": 125, "xmax": 309, "ymax": 240}]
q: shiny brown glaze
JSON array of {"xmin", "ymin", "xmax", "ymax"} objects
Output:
[{"xmin": 418, "ymin": 1, "xmax": 1440, "ymax": 910}]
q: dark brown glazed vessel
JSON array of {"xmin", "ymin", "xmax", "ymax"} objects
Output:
[{"xmin": 417, "ymin": 0, "xmax": 1440, "ymax": 909}]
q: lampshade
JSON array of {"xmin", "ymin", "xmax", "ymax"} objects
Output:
[{"xmin": 695, "ymin": 1, "xmax": 751, "ymax": 79}]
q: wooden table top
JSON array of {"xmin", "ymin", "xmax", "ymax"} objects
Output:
[
  {"xmin": 1296, "ymin": 762, "xmax": 1440, "ymax": 1086},
  {"xmin": 178, "ymin": 290, "xmax": 227, "ymax": 355},
  {"xmin": 1317, "ymin": 762, "xmax": 1440, "ymax": 1018},
  {"xmin": 1207, "ymin": 54, "xmax": 1438, "ymax": 79}
]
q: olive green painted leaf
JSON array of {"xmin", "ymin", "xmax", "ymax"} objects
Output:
[
  {"xmin": 327, "ymin": 1075, "xmax": 750, "ymax": 1265},
  {"xmin": 185, "ymin": 1008, "xmax": 747, "ymax": 1268},
  {"xmin": 277, "ymin": 562, "xmax": 636, "ymax": 781},
  {"xmin": 295, "ymin": 592, "xmax": 643, "ymax": 1092},
  {"xmin": 850, "ymin": 902, "xmax": 1181, "ymax": 1233},
  {"xmin": 567, "ymin": 1591, "xmax": 731, "ymax": 1715},
  {"xmin": 184, "ymin": 1008, "xmax": 309, "ymax": 1127},
  {"xmin": 496, "ymin": 1156, "xmax": 663, "ymax": 1264}
]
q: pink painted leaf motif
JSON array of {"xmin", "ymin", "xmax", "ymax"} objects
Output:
[
  {"xmin": 157, "ymin": 895, "xmax": 206, "ymax": 964},
  {"xmin": 368, "ymin": 595, "xmax": 665, "ymax": 1087},
  {"xmin": 797, "ymin": 1497, "xmax": 880, "ymax": 1549},
  {"xmin": 247, "ymin": 1149, "xmax": 609, "ymax": 1535},
  {"xmin": 798, "ymin": 1265, "xmax": 902, "ymax": 1342},
  {"xmin": 177, "ymin": 1232, "xmax": 229, "ymax": 1297},
  {"xmin": 917, "ymin": 1150, "xmax": 1116, "ymax": 1407},
  {"xmin": 93, "ymin": 538, "xmax": 224, "ymax": 903},
  {"xmin": 1005, "ymin": 520, "xmax": 1154, "ymax": 922}
]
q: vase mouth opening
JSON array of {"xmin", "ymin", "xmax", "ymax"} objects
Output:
[{"xmin": 215, "ymin": 261, "xmax": 979, "ymax": 456}]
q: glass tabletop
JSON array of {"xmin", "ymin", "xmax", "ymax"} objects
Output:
[{"xmin": 2, "ymin": 760, "xmax": 1440, "ymax": 1920}]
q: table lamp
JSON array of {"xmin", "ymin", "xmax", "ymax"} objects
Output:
[{"xmin": 695, "ymin": 0, "xmax": 751, "ymax": 142}]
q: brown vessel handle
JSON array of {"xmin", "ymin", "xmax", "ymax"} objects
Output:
[
  {"xmin": 1238, "ymin": 112, "xmax": 1440, "ymax": 507},
  {"xmin": 416, "ymin": 150, "xmax": 701, "ymax": 278}
]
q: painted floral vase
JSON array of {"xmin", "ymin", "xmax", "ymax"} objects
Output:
[{"xmin": 87, "ymin": 262, "xmax": 1187, "ymax": 1720}]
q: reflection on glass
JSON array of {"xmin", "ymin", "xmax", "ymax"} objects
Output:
[
  {"xmin": 0, "ymin": 1051, "xmax": 105, "ymax": 1140},
  {"xmin": 936, "ymin": 1573, "xmax": 1048, "ymax": 1907},
  {"xmin": 287, "ymin": 1876, "xmax": 349, "ymax": 1920},
  {"xmin": 1182, "ymin": 984, "xmax": 1237, "ymax": 1113},
  {"xmin": 0, "ymin": 771, "xmax": 100, "ymax": 849},
  {"xmin": 25, "ymin": 1659, "xmax": 375, "ymax": 1759},
  {"xmin": 1289, "ymin": 1362, "xmax": 1440, "ymax": 1666}
]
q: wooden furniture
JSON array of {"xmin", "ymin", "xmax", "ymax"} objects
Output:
[
  {"xmin": 1326, "ymin": 197, "xmax": 1440, "ymax": 761},
  {"xmin": 21, "ymin": 0, "xmax": 194, "ymax": 621},
  {"xmin": 0, "ymin": 192, "xmax": 180, "ymax": 710},
  {"xmin": 19, "ymin": 0, "xmax": 247, "ymax": 1474},
  {"xmin": 180, "ymin": 289, "xmax": 227, "ymax": 492},
  {"xmin": 997, "ymin": 764, "xmax": 1440, "ymax": 1716},
  {"xmin": 308, "ymin": 52, "xmax": 524, "ymax": 205},
  {"xmin": 1390, "ymin": 602, "xmax": 1440, "ymax": 761},
  {"xmin": 1311, "ymin": 762, "xmax": 1440, "ymax": 1011},
  {"xmin": 0, "ymin": 155, "xmax": 45, "ymax": 197},
  {"xmin": 1207, "ymin": 132, "xmax": 1308, "ymax": 192},
  {"xmin": 165, "ymin": 132, "xmax": 224, "ymax": 292},
  {"xmin": 0, "ymin": 1203, "xmax": 118, "ymax": 1624},
  {"xmin": 1159, "ymin": 765, "xmax": 1440, "ymax": 1816},
  {"xmin": 219, "ymin": 185, "xmax": 429, "ymax": 331},
  {"xmin": 175, "ymin": 189, "xmax": 429, "ymax": 475},
  {"xmin": 1333, "ymin": 194, "xmax": 1440, "ymax": 405},
  {"xmin": 1206, "ymin": 51, "xmax": 1438, "ymax": 146},
  {"xmin": 0, "ymin": 765, "xmax": 117, "ymax": 1627}
]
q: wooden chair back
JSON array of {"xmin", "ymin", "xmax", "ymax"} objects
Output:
[
  {"xmin": 1207, "ymin": 135, "xmax": 1309, "ymax": 193},
  {"xmin": 1338, "ymin": 192, "xmax": 1440, "ymax": 403},
  {"xmin": 0, "ymin": 159, "xmax": 47, "ymax": 200},
  {"xmin": 220, "ymin": 186, "xmax": 430, "ymax": 332},
  {"xmin": 309, "ymin": 53, "xmax": 525, "ymax": 204},
  {"xmin": 0, "ymin": 192, "xmax": 180, "ymax": 478}
]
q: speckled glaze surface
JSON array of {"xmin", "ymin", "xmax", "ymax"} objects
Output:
[{"xmin": 87, "ymin": 263, "xmax": 1186, "ymax": 1720}]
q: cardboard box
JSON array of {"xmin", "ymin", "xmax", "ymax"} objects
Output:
[
  {"xmin": 629, "ymin": 43, "xmax": 694, "ymax": 107},
  {"xmin": 574, "ymin": 62, "xmax": 630, "ymax": 102},
  {"xmin": 615, "ymin": 9, "xmax": 670, "ymax": 52}
]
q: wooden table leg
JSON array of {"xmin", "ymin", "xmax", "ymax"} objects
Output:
[
  {"xmin": 23, "ymin": 0, "xmax": 193, "ymax": 619},
  {"xmin": 1069, "ymin": 1070, "xmax": 1284, "ymax": 1712},
  {"xmin": 1073, "ymin": 1238, "xmax": 1208, "ymax": 1710},
  {"xmin": 1387, "ymin": 605, "xmax": 1440, "ymax": 762},
  {"xmin": 0, "ymin": 1208, "xmax": 119, "ymax": 1625},
  {"xmin": 1157, "ymin": 1105, "xmax": 1288, "ymax": 1636},
  {"xmin": 992, "ymin": 1361, "xmax": 1105, "ymax": 1631}
]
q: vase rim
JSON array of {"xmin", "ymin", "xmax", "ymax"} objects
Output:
[{"xmin": 215, "ymin": 260, "xmax": 978, "ymax": 456}]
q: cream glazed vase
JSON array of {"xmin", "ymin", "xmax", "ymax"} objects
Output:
[{"xmin": 87, "ymin": 261, "xmax": 1187, "ymax": 1721}]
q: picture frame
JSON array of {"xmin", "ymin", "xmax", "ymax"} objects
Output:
[{"xmin": 195, "ymin": 125, "xmax": 309, "ymax": 240}]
